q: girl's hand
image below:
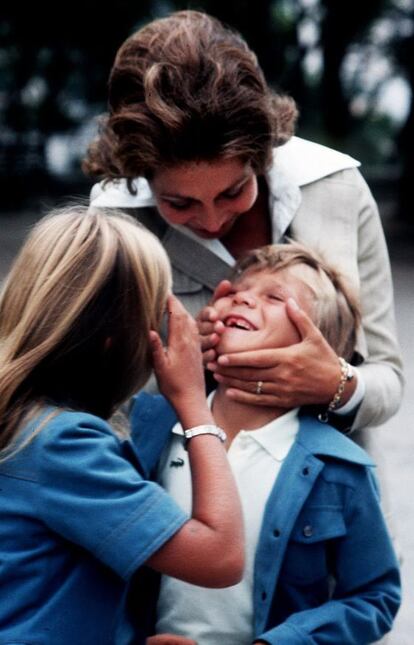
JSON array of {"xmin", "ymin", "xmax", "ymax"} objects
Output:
[
  {"xmin": 210, "ymin": 299, "xmax": 356, "ymax": 409},
  {"xmin": 196, "ymin": 280, "xmax": 231, "ymax": 365},
  {"xmin": 150, "ymin": 295, "xmax": 212, "ymax": 425},
  {"xmin": 146, "ymin": 635, "xmax": 197, "ymax": 645}
]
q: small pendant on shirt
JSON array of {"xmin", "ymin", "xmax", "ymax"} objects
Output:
[{"xmin": 169, "ymin": 457, "xmax": 185, "ymax": 468}]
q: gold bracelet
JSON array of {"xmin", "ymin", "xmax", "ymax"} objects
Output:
[{"xmin": 318, "ymin": 357, "xmax": 353, "ymax": 423}]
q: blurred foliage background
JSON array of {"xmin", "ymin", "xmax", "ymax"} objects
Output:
[{"xmin": 1, "ymin": 0, "xmax": 413, "ymax": 226}]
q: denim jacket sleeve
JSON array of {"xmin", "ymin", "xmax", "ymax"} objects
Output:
[{"xmin": 255, "ymin": 467, "xmax": 401, "ymax": 645}]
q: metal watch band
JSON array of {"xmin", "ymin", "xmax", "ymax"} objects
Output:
[{"xmin": 183, "ymin": 424, "xmax": 227, "ymax": 445}]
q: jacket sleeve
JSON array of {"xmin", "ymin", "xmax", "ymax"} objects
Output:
[
  {"xmin": 350, "ymin": 172, "xmax": 404, "ymax": 429},
  {"xmin": 293, "ymin": 168, "xmax": 404, "ymax": 432},
  {"xmin": 255, "ymin": 467, "xmax": 401, "ymax": 645}
]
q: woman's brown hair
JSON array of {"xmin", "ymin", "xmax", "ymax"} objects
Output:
[
  {"xmin": 83, "ymin": 10, "xmax": 298, "ymax": 185},
  {"xmin": 0, "ymin": 206, "xmax": 171, "ymax": 455}
]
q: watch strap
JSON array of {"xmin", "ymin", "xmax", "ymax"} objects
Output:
[{"xmin": 184, "ymin": 424, "xmax": 227, "ymax": 447}]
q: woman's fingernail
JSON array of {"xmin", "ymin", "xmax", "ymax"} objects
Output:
[{"xmin": 218, "ymin": 355, "xmax": 229, "ymax": 365}]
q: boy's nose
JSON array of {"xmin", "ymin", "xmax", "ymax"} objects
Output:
[{"xmin": 233, "ymin": 292, "xmax": 256, "ymax": 307}]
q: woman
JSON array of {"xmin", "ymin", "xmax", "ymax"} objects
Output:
[{"xmin": 84, "ymin": 10, "xmax": 403, "ymax": 445}]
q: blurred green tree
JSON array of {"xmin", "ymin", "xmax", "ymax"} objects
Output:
[{"xmin": 0, "ymin": 0, "xmax": 412, "ymax": 225}]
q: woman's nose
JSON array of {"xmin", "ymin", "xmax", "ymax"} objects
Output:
[
  {"xmin": 201, "ymin": 209, "xmax": 226, "ymax": 232},
  {"xmin": 233, "ymin": 291, "xmax": 256, "ymax": 307}
]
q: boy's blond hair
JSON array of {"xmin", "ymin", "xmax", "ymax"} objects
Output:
[{"xmin": 232, "ymin": 242, "xmax": 361, "ymax": 361}]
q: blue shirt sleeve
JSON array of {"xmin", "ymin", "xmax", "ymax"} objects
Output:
[{"xmin": 33, "ymin": 411, "xmax": 188, "ymax": 580}]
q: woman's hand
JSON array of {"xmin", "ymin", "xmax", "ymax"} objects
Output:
[
  {"xmin": 150, "ymin": 295, "xmax": 211, "ymax": 425},
  {"xmin": 209, "ymin": 299, "xmax": 356, "ymax": 409},
  {"xmin": 196, "ymin": 280, "xmax": 231, "ymax": 364},
  {"xmin": 146, "ymin": 635, "xmax": 197, "ymax": 645}
]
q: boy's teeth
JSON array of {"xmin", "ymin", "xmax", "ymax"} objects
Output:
[{"xmin": 225, "ymin": 316, "xmax": 254, "ymax": 330}]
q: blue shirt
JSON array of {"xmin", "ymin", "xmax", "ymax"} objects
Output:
[{"xmin": 0, "ymin": 409, "xmax": 188, "ymax": 644}]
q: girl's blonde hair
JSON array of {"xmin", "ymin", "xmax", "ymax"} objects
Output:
[
  {"xmin": 232, "ymin": 242, "xmax": 361, "ymax": 361},
  {"xmin": 0, "ymin": 205, "xmax": 171, "ymax": 455}
]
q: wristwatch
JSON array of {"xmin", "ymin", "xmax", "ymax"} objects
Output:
[{"xmin": 184, "ymin": 424, "xmax": 227, "ymax": 448}]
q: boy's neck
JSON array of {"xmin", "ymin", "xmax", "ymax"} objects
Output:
[{"xmin": 212, "ymin": 385, "xmax": 291, "ymax": 445}]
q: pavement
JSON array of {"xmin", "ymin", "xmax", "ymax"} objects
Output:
[{"xmin": 0, "ymin": 207, "xmax": 413, "ymax": 643}]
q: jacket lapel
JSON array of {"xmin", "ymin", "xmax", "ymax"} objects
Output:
[
  {"xmin": 129, "ymin": 392, "xmax": 177, "ymax": 479},
  {"xmin": 162, "ymin": 227, "xmax": 232, "ymax": 290}
]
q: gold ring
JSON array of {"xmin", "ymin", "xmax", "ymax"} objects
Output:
[{"xmin": 256, "ymin": 380, "xmax": 263, "ymax": 395}]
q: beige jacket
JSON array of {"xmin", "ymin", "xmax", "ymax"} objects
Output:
[{"xmin": 90, "ymin": 137, "xmax": 404, "ymax": 438}]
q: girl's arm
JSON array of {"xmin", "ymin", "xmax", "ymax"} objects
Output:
[{"xmin": 146, "ymin": 296, "xmax": 244, "ymax": 588}]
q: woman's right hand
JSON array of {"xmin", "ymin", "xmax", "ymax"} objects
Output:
[
  {"xmin": 150, "ymin": 295, "xmax": 212, "ymax": 426},
  {"xmin": 196, "ymin": 280, "xmax": 232, "ymax": 365}
]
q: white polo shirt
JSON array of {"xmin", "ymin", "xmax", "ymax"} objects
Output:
[{"xmin": 155, "ymin": 397, "xmax": 300, "ymax": 645}]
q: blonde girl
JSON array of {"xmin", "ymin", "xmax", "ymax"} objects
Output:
[{"xmin": 0, "ymin": 205, "xmax": 243, "ymax": 645}]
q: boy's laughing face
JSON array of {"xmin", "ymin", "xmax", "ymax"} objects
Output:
[{"xmin": 214, "ymin": 267, "xmax": 315, "ymax": 355}]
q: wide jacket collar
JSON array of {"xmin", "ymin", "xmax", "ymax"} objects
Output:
[
  {"xmin": 89, "ymin": 136, "xmax": 360, "ymax": 212},
  {"xmin": 129, "ymin": 393, "xmax": 373, "ymax": 479},
  {"xmin": 89, "ymin": 138, "xmax": 360, "ymax": 287}
]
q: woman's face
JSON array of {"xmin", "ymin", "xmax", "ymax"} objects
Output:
[{"xmin": 150, "ymin": 158, "xmax": 258, "ymax": 239}]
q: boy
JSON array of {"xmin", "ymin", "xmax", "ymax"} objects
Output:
[{"xmin": 131, "ymin": 242, "xmax": 401, "ymax": 645}]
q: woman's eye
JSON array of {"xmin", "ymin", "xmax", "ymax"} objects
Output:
[
  {"xmin": 222, "ymin": 185, "xmax": 244, "ymax": 200},
  {"xmin": 163, "ymin": 200, "xmax": 191, "ymax": 211}
]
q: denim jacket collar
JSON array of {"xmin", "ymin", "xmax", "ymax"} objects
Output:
[{"xmin": 129, "ymin": 393, "xmax": 374, "ymax": 481}]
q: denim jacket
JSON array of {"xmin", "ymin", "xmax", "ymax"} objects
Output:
[{"xmin": 129, "ymin": 392, "xmax": 401, "ymax": 644}]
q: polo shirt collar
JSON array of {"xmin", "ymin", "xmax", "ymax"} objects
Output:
[{"xmin": 239, "ymin": 407, "xmax": 300, "ymax": 462}]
